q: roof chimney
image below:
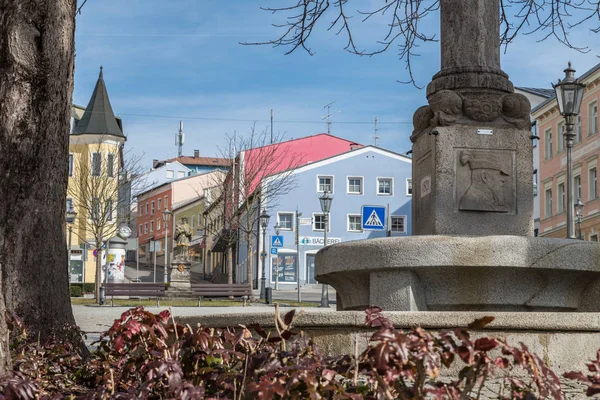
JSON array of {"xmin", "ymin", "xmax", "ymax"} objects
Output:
[
  {"xmin": 152, "ymin": 159, "xmax": 159, "ymax": 168},
  {"xmin": 194, "ymin": 150, "xmax": 199, "ymax": 158},
  {"xmin": 349, "ymin": 143, "xmax": 360, "ymax": 150}
]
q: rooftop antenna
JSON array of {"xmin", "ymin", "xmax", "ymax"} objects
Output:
[
  {"xmin": 373, "ymin": 116, "xmax": 380, "ymax": 146},
  {"xmin": 175, "ymin": 121, "xmax": 184, "ymax": 157},
  {"xmin": 270, "ymin": 109, "xmax": 274, "ymax": 144},
  {"xmin": 322, "ymin": 102, "xmax": 340, "ymax": 135}
]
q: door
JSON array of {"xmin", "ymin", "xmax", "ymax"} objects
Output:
[{"xmin": 306, "ymin": 254, "xmax": 316, "ymax": 284}]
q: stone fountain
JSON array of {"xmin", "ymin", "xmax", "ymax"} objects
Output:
[{"xmin": 315, "ymin": 0, "xmax": 600, "ymax": 312}]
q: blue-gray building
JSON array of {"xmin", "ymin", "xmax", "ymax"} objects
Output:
[{"xmin": 237, "ymin": 145, "xmax": 413, "ymax": 287}]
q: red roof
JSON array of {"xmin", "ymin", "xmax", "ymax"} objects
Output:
[
  {"xmin": 159, "ymin": 155, "xmax": 231, "ymax": 167},
  {"xmin": 241, "ymin": 133, "xmax": 362, "ymax": 195}
]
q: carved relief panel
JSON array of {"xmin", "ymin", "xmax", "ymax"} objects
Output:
[{"xmin": 455, "ymin": 149, "xmax": 516, "ymax": 213}]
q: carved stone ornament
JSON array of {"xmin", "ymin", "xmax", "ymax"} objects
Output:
[
  {"xmin": 429, "ymin": 90, "xmax": 463, "ymax": 126},
  {"xmin": 463, "ymin": 98, "xmax": 502, "ymax": 122},
  {"xmin": 177, "ymin": 264, "xmax": 185, "ymax": 273},
  {"xmin": 501, "ymin": 93, "xmax": 532, "ymax": 129},
  {"xmin": 458, "ymin": 150, "xmax": 512, "ymax": 213}
]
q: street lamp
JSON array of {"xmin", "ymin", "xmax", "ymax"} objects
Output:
[
  {"xmin": 553, "ymin": 62, "xmax": 586, "ymax": 239},
  {"xmin": 273, "ymin": 222, "xmax": 281, "ymax": 291},
  {"xmin": 259, "ymin": 209, "xmax": 270, "ymax": 300},
  {"xmin": 318, "ymin": 190, "xmax": 333, "ymax": 308},
  {"xmin": 162, "ymin": 207, "xmax": 172, "ymax": 283},
  {"xmin": 575, "ymin": 198, "xmax": 585, "ymax": 240},
  {"xmin": 66, "ymin": 206, "xmax": 78, "ymax": 280}
]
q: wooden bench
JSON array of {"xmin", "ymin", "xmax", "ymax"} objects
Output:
[
  {"xmin": 104, "ymin": 283, "xmax": 166, "ymax": 307},
  {"xmin": 191, "ymin": 283, "xmax": 252, "ymax": 306}
]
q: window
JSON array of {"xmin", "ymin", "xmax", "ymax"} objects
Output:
[
  {"xmin": 557, "ymin": 183, "xmax": 565, "ymax": 213},
  {"xmin": 166, "ymin": 170, "xmax": 174, "ymax": 179},
  {"xmin": 390, "ymin": 216, "xmax": 407, "ymax": 233},
  {"xmin": 66, "ymin": 198, "xmax": 73, "ymax": 212},
  {"xmin": 574, "ymin": 175, "xmax": 582, "ymax": 200},
  {"xmin": 544, "ymin": 129, "xmax": 553, "ymax": 159},
  {"xmin": 144, "ymin": 223, "xmax": 148, "ymax": 234},
  {"xmin": 278, "ymin": 213, "xmax": 293, "ymax": 230},
  {"xmin": 107, "ymin": 153, "xmax": 115, "ymax": 177},
  {"xmin": 377, "ymin": 178, "xmax": 393, "ymax": 195},
  {"xmin": 91, "ymin": 153, "xmax": 102, "ymax": 176},
  {"xmin": 191, "ymin": 215, "xmax": 195, "ymax": 228},
  {"xmin": 533, "ymin": 170, "xmax": 538, "ymax": 196},
  {"xmin": 348, "ymin": 215, "xmax": 361, "ymax": 232},
  {"xmin": 158, "ymin": 198, "xmax": 162, "ymax": 210},
  {"xmin": 347, "ymin": 177, "xmax": 363, "ymax": 195},
  {"xmin": 150, "ymin": 221, "xmax": 155, "ymax": 233},
  {"xmin": 589, "ymin": 102, "xmax": 598, "ymax": 136},
  {"xmin": 90, "ymin": 197, "xmax": 100, "ymax": 219},
  {"xmin": 313, "ymin": 214, "xmax": 327, "ymax": 231},
  {"xmin": 139, "ymin": 224, "xmax": 142, "ymax": 235},
  {"xmin": 157, "ymin": 218, "xmax": 161, "ymax": 230},
  {"xmin": 576, "ymin": 116, "xmax": 582, "ymax": 143},
  {"xmin": 151, "ymin": 201, "xmax": 155, "ymax": 214},
  {"xmin": 177, "ymin": 171, "xmax": 185, "ymax": 178},
  {"xmin": 545, "ymin": 189, "xmax": 553, "ymax": 218},
  {"xmin": 532, "ymin": 121, "xmax": 538, "ymax": 147},
  {"xmin": 591, "ymin": 234, "xmax": 599, "ymax": 242},
  {"xmin": 68, "ymin": 154, "xmax": 74, "ymax": 177},
  {"xmin": 590, "ymin": 168, "xmax": 598, "ymax": 200},
  {"xmin": 556, "ymin": 121, "xmax": 564, "ymax": 153},
  {"xmin": 164, "ymin": 196, "xmax": 168, "ymax": 209},
  {"xmin": 145, "ymin": 203, "xmax": 149, "ymax": 215},
  {"xmin": 106, "ymin": 199, "xmax": 113, "ymax": 221},
  {"xmin": 406, "ymin": 179, "xmax": 413, "ymax": 196},
  {"xmin": 317, "ymin": 175, "xmax": 333, "ymax": 193}
]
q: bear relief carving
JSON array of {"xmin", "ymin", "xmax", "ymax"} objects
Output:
[{"xmin": 458, "ymin": 150, "xmax": 511, "ymax": 213}]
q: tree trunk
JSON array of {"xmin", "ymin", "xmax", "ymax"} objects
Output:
[
  {"xmin": 247, "ymin": 236, "xmax": 254, "ymax": 290},
  {"xmin": 0, "ymin": 0, "xmax": 77, "ymax": 363},
  {"xmin": 95, "ymin": 247, "xmax": 102, "ymax": 302},
  {"xmin": 0, "ymin": 269, "xmax": 9, "ymax": 376},
  {"xmin": 227, "ymin": 246, "xmax": 233, "ymax": 298}
]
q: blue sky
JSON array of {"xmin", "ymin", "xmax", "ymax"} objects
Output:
[{"xmin": 74, "ymin": 1, "xmax": 600, "ymax": 166}]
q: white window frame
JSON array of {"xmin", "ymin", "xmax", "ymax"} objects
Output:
[
  {"xmin": 106, "ymin": 199, "xmax": 113, "ymax": 221},
  {"xmin": 557, "ymin": 182, "xmax": 565, "ymax": 213},
  {"xmin": 544, "ymin": 128, "xmax": 553, "ymax": 160},
  {"xmin": 346, "ymin": 176, "xmax": 363, "ymax": 195},
  {"xmin": 150, "ymin": 220, "xmax": 154, "ymax": 233},
  {"xmin": 277, "ymin": 212, "xmax": 294, "ymax": 231},
  {"xmin": 556, "ymin": 121, "xmax": 565, "ymax": 154},
  {"xmin": 166, "ymin": 170, "xmax": 174, "ymax": 179},
  {"xmin": 151, "ymin": 201, "xmax": 155, "ymax": 215},
  {"xmin": 164, "ymin": 196, "xmax": 168, "ymax": 209},
  {"xmin": 576, "ymin": 115, "xmax": 582, "ymax": 143},
  {"xmin": 377, "ymin": 177, "xmax": 394, "ymax": 196},
  {"xmin": 177, "ymin": 170, "xmax": 186, "ymax": 179},
  {"xmin": 390, "ymin": 215, "xmax": 407, "ymax": 234},
  {"xmin": 145, "ymin": 203, "xmax": 149, "ymax": 215},
  {"xmin": 157, "ymin": 218, "xmax": 161, "ymax": 231},
  {"xmin": 91, "ymin": 152, "xmax": 102, "ymax": 176},
  {"xmin": 316, "ymin": 175, "xmax": 334, "ymax": 194},
  {"xmin": 544, "ymin": 188, "xmax": 553, "ymax": 218},
  {"xmin": 590, "ymin": 167, "xmax": 598, "ymax": 201},
  {"xmin": 312, "ymin": 213, "xmax": 330, "ymax": 232},
  {"xmin": 574, "ymin": 174, "xmax": 582, "ymax": 200},
  {"xmin": 68, "ymin": 153, "xmax": 74, "ymax": 177},
  {"xmin": 144, "ymin": 223, "xmax": 148, "ymax": 234},
  {"xmin": 139, "ymin": 224, "xmax": 143, "ymax": 235},
  {"xmin": 589, "ymin": 101, "xmax": 598, "ymax": 136},
  {"xmin": 107, "ymin": 153, "xmax": 115, "ymax": 178},
  {"xmin": 406, "ymin": 178, "xmax": 413, "ymax": 196},
  {"xmin": 347, "ymin": 214, "xmax": 362, "ymax": 233}
]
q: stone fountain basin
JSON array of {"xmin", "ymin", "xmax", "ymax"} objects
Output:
[{"xmin": 315, "ymin": 235, "xmax": 600, "ymax": 312}]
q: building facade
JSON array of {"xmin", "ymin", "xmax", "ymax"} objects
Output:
[
  {"xmin": 533, "ymin": 62, "xmax": 600, "ymax": 240},
  {"xmin": 67, "ymin": 68, "xmax": 126, "ymax": 284},
  {"xmin": 238, "ymin": 145, "xmax": 413, "ymax": 287},
  {"xmin": 143, "ymin": 161, "xmax": 191, "ymax": 190}
]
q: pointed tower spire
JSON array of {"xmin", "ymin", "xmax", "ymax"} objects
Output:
[{"xmin": 72, "ymin": 67, "xmax": 124, "ymax": 138}]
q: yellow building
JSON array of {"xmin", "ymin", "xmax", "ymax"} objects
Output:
[{"xmin": 67, "ymin": 67, "xmax": 126, "ymax": 284}]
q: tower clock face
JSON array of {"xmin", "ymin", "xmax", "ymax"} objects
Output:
[{"xmin": 119, "ymin": 225, "xmax": 132, "ymax": 239}]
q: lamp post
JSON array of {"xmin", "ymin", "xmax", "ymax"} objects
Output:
[
  {"xmin": 318, "ymin": 190, "xmax": 333, "ymax": 308},
  {"xmin": 66, "ymin": 207, "xmax": 78, "ymax": 280},
  {"xmin": 575, "ymin": 198, "xmax": 585, "ymax": 240},
  {"xmin": 553, "ymin": 62, "xmax": 586, "ymax": 239},
  {"xmin": 162, "ymin": 208, "xmax": 172, "ymax": 283},
  {"xmin": 259, "ymin": 209, "xmax": 271, "ymax": 300},
  {"xmin": 274, "ymin": 222, "xmax": 281, "ymax": 291}
]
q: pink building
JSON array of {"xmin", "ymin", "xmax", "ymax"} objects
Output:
[{"xmin": 533, "ymin": 62, "xmax": 600, "ymax": 240}]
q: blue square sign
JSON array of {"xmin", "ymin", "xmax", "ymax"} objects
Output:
[
  {"xmin": 361, "ymin": 205, "xmax": 386, "ymax": 231},
  {"xmin": 271, "ymin": 235, "xmax": 284, "ymax": 247},
  {"xmin": 270, "ymin": 247, "xmax": 278, "ymax": 255}
]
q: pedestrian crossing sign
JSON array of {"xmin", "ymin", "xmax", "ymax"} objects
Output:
[
  {"xmin": 271, "ymin": 235, "xmax": 284, "ymax": 247},
  {"xmin": 361, "ymin": 205, "xmax": 386, "ymax": 231}
]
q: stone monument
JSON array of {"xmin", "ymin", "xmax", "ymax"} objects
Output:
[
  {"xmin": 315, "ymin": 0, "xmax": 600, "ymax": 312},
  {"xmin": 169, "ymin": 217, "xmax": 193, "ymax": 292}
]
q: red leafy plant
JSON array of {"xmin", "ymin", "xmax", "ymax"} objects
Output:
[{"xmin": 0, "ymin": 305, "xmax": 595, "ymax": 399}]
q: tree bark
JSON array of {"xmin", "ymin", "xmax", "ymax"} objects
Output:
[{"xmin": 0, "ymin": 0, "xmax": 77, "ymax": 372}]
